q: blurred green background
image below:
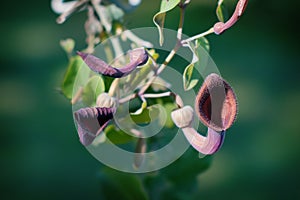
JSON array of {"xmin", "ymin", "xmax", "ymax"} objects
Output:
[{"xmin": 1, "ymin": 0, "xmax": 300, "ymax": 199}]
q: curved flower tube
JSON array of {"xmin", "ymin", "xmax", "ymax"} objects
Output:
[
  {"xmin": 214, "ymin": 0, "xmax": 248, "ymax": 35},
  {"xmin": 195, "ymin": 73, "xmax": 237, "ymax": 132},
  {"xmin": 77, "ymin": 48, "xmax": 148, "ymax": 78},
  {"xmin": 74, "ymin": 107, "xmax": 116, "ymax": 146},
  {"xmin": 171, "ymin": 106, "xmax": 225, "ymax": 155},
  {"xmin": 182, "ymin": 127, "xmax": 225, "ymax": 155}
]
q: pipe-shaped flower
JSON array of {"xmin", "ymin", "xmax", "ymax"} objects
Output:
[
  {"xmin": 214, "ymin": 0, "xmax": 248, "ymax": 35},
  {"xmin": 171, "ymin": 106, "xmax": 225, "ymax": 155},
  {"xmin": 74, "ymin": 107, "xmax": 116, "ymax": 146},
  {"xmin": 195, "ymin": 73, "xmax": 237, "ymax": 132},
  {"xmin": 77, "ymin": 48, "xmax": 148, "ymax": 78}
]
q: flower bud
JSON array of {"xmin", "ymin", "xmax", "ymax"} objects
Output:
[
  {"xmin": 171, "ymin": 106, "xmax": 194, "ymax": 128},
  {"xmin": 96, "ymin": 93, "xmax": 118, "ymax": 108}
]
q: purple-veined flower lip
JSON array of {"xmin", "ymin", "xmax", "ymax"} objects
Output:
[
  {"xmin": 77, "ymin": 47, "xmax": 148, "ymax": 78},
  {"xmin": 74, "ymin": 107, "xmax": 116, "ymax": 146}
]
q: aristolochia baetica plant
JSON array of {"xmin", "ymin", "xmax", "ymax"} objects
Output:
[{"xmin": 52, "ymin": 0, "xmax": 247, "ymax": 161}]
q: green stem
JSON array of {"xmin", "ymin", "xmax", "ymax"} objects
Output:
[{"xmin": 181, "ymin": 28, "xmax": 214, "ymax": 45}]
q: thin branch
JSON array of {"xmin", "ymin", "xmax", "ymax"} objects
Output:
[
  {"xmin": 138, "ymin": 5, "xmax": 187, "ymax": 96},
  {"xmin": 117, "ymin": 3, "xmax": 190, "ymax": 106},
  {"xmin": 177, "ymin": 3, "xmax": 186, "ymax": 41},
  {"xmin": 119, "ymin": 91, "xmax": 183, "ymax": 110},
  {"xmin": 118, "ymin": 93, "xmax": 137, "ymax": 104},
  {"xmin": 143, "ymin": 92, "xmax": 172, "ymax": 99},
  {"xmin": 181, "ymin": 28, "xmax": 214, "ymax": 44},
  {"xmin": 123, "ymin": 30, "xmax": 153, "ymax": 48},
  {"xmin": 56, "ymin": 0, "xmax": 89, "ymax": 24}
]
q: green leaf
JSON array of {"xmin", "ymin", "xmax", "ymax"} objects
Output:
[
  {"xmin": 216, "ymin": 5, "xmax": 224, "ymax": 22},
  {"xmin": 61, "ymin": 55, "xmax": 83, "ymax": 99},
  {"xmin": 99, "ymin": 167, "xmax": 149, "ymax": 200},
  {"xmin": 196, "ymin": 37, "xmax": 210, "ymax": 53},
  {"xmin": 216, "ymin": 4, "xmax": 228, "ymax": 23},
  {"xmin": 152, "ymin": 77, "xmax": 171, "ymax": 92},
  {"xmin": 153, "ymin": 0, "xmax": 180, "ymax": 46},
  {"xmin": 181, "ymin": 37, "xmax": 210, "ymax": 91},
  {"xmin": 131, "ymin": 100, "xmax": 147, "ymax": 115},
  {"xmin": 82, "ymin": 75, "xmax": 105, "ymax": 107},
  {"xmin": 130, "ymin": 105, "xmax": 161, "ymax": 125},
  {"xmin": 183, "ymin": 63, "xmax": 199, "ymax": 91},
  {"xmin": 104, "ymin": 125, "xmax": 134, "ymax": 144},
  {"xmin": 164, "ymin": 103, "xmax": 177, "ymax": 128},
  {"xmin": 60, "ymin": 38, "xmax": 75, "ymax": 55},
  {"xmin": 162, "ymin": 148, "xmax": 212, "ymax": 186}
]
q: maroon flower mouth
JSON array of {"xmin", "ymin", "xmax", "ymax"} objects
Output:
[
  {"xmin": 195, "ymin": 73, "xmax": 237, "ymax": 132},
  {"xmin": 74, "ymin": 107, "xmax": 116, "ymax": 146}
]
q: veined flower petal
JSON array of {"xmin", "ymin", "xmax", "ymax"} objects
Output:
[
  {"xmin": 77, "ymin": 48, "xmax": 148, "ymax": 78},
  {"xmin": 74, "ymin": 107, "xmax": 116, "ymax": 146}
]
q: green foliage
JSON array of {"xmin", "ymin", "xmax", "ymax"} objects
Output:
[
  {"xmin": 130, "ymin": 104, "xmax": 162, "ymax": 125},
  {"xmin": 82, "ymin": 75, "xmax": 105, "ymax": 107},
  {"xmin": 54, "ymin": 0, "xmax": 247, "ymax": 198},
  {"xmin": 196, "ymin": 37, "xmax": 210, "ymax": 53},
  {"xmin": 183, "ymin": 37, "xmax": 210, "ymax": 91},
  {"xmin": 163, "ymin": 103, "xmax": 177, "ymax": 128},
  {"xmin": 60, "ymin": 38, "xmax": 75, "ymax": 56},
  {"xmin": 61, "ymin": 56, "xmax": 83, "ymax": 99},
  {"xmin": 99, "ymin": 167, "xmax": 149, "ymax": 200},
  {"xmin": 216, "ymin": 3, "xmax": 229, "ymax": 23},
  {"xmin": 183, "ymin": 63, "xmax": 198, "ymax": 91},
  {"xmin": 141, "ymin": 148, "xmax": 212, "ymax": 199},
  {"xmin": 105, "ymin": 125, "xmax": 134, "ymax": 144},
  {"xmin": 153, "ymin": 0, "xmax": 181, "ymax": 45}
]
